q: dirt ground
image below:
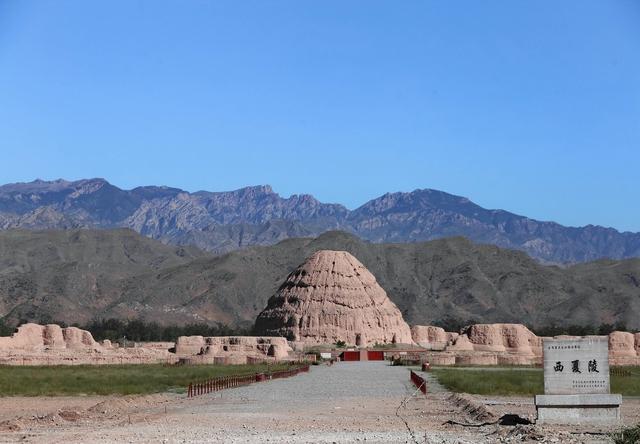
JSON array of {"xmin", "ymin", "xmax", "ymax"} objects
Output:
[
  {"xmin": 0, "ymin": 396, "xmax": 107, "ymax": 422},
  {"xmin": 0, "ymin": 362, "xmax": 637, "ymax": 443}
]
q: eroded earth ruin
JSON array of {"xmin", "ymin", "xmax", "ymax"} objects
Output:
[{"xmin": 254, "ymin": 250, "xmax": 413, "ymax": 346}]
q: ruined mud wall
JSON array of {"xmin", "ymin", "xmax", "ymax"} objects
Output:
[
  {"xmin": 0, "ymin": 323, "xmax": 177, "ymax": 366},
  {"xmin": 412, "ymin": 323, "xmax": 640, "ymax": 366},
  {"xmin": 175, "ymin": 335, "xmax": 293, "ymax": 364}
]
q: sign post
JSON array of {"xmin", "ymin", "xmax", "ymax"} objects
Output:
[{"xmin": 535, "ymin": 336, "xmax": 621, "ymax": 424}]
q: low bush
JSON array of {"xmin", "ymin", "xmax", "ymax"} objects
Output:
[{"xmin": 609, "ymin": 424, "xmax": 640, "ymax": 444}]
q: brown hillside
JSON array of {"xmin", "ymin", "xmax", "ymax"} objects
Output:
[{"xmin": 0, "ymin": 229, "xmax": 638, "ymax": 329}]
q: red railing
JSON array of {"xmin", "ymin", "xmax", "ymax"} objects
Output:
[
  {"xmin": 410, "ymin": 370, "xmax": 427, "ymax": 394},
  {"xmin": 187, "ymin": 364, "xmax": 310, "ymax": 398},
  {"xmin": 269, "ymin": 365, "xmax": 309, "ymax": 380}
]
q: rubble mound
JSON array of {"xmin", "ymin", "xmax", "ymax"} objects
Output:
[{"xmin": 254, "ymin": 250, "xmax": 413, "ymax": 346}]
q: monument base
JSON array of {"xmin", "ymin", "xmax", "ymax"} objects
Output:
[{"xmin": 535, "ymin": 394, "xmax": 622, "ymax": 424}]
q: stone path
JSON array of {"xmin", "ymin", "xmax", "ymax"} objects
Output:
[{"xmin": 9, "ymin": 362, "xmax": 489, "ymax": 443}]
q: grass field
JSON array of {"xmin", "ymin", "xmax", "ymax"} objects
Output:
[
  {"xmin": 0, "ymin": 363, "xmax": 291, "ymax": 396},
  {"xmin": 432, "ymin": 367, "xmax": 640, "ymax": 396}
]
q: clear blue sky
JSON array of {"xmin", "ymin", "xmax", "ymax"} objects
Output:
[{"xmin": 1, "ymin": 1, "xmax": 638, "ymax": 231}]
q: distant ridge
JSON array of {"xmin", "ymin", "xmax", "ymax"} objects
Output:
[
  {"xmin": 1, "ymin": 229, "xmax": 639, "ymax": 329},
  {"xmin": 0, "ymin": 178, "xmax": 639, "ymax": 263}
]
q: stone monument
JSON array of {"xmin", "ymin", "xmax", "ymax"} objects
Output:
[{"xmin": 535, "ymin": 336, "xmax": 622, "ymax": 424}]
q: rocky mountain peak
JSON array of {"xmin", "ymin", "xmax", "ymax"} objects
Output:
[
  {"xmin": 68, "ymin": 178, "xmax": 110, "ymax": 195},
  {"xmin": 0, "ymin": 179, "xmax": 639, "ymax": 263},
  {"xmin": 231, "ymin": 184, "xmax": 274, "ymax": 197}
]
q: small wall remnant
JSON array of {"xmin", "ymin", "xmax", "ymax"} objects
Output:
[
  {"xmin": 175, "ymin": 336, "xmax": 293, "ymax": 364},
  {"xmin": 0, "ymin": 323, "xmax": 99, "ymax": 351},
  {"xmin": 411, "ymin": 326, "xmax": 457, "ymax": 350}
]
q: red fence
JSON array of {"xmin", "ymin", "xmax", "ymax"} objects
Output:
[
  {"xmin": 187, "ymin": 364, "xmax": 310, "ymax": 398},
  {"xmin": 409, "ymin": 370, "xmax": 427, "ymax": 394}
]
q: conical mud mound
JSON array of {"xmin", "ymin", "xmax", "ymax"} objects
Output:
[{"xmin": 254, "ymin": 250, "xmax": 413, "ymax": 346}]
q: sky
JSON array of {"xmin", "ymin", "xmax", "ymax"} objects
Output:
[{"xmin": 0, "ymin": 1, "xmax": 639, "ymax": 231}]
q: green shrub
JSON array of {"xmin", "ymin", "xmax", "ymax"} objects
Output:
[{"xmin": 609, "ymin": 424, "xmax": 640, "ymax": 444}]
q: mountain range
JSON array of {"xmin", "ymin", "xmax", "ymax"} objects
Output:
[
  {"xmin": 1, "ymin": 229, "xmax": 638, "ymax": 329},
  {"xmin": 1, "ymin": 178, "xmax": 639, "ymax": 263}
]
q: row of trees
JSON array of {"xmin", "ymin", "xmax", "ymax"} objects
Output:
[
  {"xmin": 532, "ymin": 323, "xmax": 632, "ymax": 337},
  {"xmin": 0, "ymin": 317, "xmax": 252, "ymax": 343},
  {"xmin": 0, "ymin": 318, "xmax": 13, "ymax": 336},
  {"xmin": 0, "ymin": 315, "xmax": 635, "ymax": 342},
  {"xmin": 83, "ymin": 318, "xmax": 252, "ymax": 342}
]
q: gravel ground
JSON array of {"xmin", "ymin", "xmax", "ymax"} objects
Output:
[
  {"xmin": 0, "ymin": 362, "xmax": 633, "ymax": 443},
  {"xmin": 3, "ymin": 363, "xmax": 486, "ymax": 443}
]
